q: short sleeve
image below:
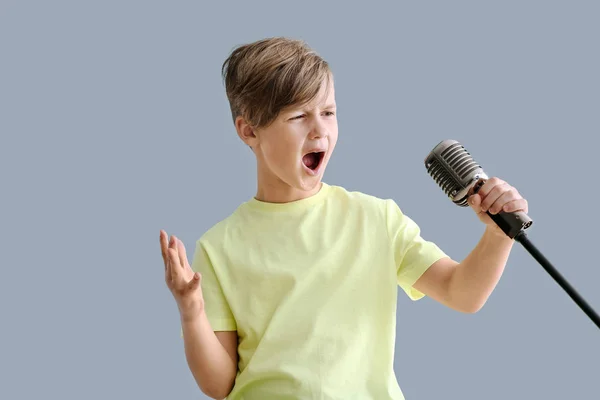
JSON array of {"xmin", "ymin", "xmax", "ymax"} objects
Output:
[
  {"xmin": 189, "ymin": 240, "xmax": 237, "ymax": 331},
  {"xmin": 385, "ymin": 199, "xmax": 448, "ymax": 301}
]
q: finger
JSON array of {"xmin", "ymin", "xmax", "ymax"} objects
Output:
[
  {"xmin": 502, "ymin": 198, "xmax": 528, "ymax": 213},
  {"xmin": 480, "ymin": 183, "xmax": 510, "ymax": 212},
  {"xmin": 160, "ymin": 230, "xmax": 169, "ymax": 269},
  {"xmin": 171, "ymin": 235, "xmax": 184, "ymax": 270},
  {"xmin": 177, "ymin": 238, "xmax": 189, "ymax": 270},
  {"xmin": 468, "ymin": 193, "xmax": 482, "ymax": 212},
  {"xmin": 168, "ymin": 247, "xmax": 182, "ymax": 282},
  {"xmin": 187, "ymin": 272, "xmax": 201, "ymax": 292},
  {"xmin": 488, "ymin": 189, "xmax": 520, "ymax": 214},
  {"xmin": 476, "ymin": 177, "xmax": 504, "ymax": 199},
  {"xmin": 165, "ymin": 251, "xmax": 173, "ymax": 284},
  {"xmin": 164, "ymin": 236, "xmax": 174, "ymax": 284},
  {"xmin": 168, "ymin": 235, "xmax": 180, "ymax": 266}
]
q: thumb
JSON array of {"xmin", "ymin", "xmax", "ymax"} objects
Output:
[
  {"xmin": 469, "ymin": 193, "xmax": 482, "ymax": 211},
  {"xmin": 187, "ymin": 272, "xmax": 201, "ymax": 291}
]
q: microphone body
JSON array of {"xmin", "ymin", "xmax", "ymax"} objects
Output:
[{"xmin": 424, "ymin": 139, "xmax": 532, "ymax": 239}]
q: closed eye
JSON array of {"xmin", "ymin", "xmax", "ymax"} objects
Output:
[{"xmin": 289, "ymin": 111, "xmax": 335, "ymax": 121}]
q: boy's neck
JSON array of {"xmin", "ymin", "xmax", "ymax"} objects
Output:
[{"xmin": 254, "ymin": 180, "xmax": 323, "ymax": 204}]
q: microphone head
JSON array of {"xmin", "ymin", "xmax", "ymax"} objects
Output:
[{"xmin": 424, "ymin": 139, "xmax": 488, "ymax": 207}]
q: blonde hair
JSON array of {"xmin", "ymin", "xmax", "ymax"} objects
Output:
[{"xmin": 221, "ymin": 37, "xmax": 332, "ymax": 129}]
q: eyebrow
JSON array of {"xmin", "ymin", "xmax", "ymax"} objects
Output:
[
  {"xmin": 285, "ymin": 103, "xmax": 336, "ymax": 115},
  {"xmin": 306, "ymin": 103, "xmax": 336, "ymax": 111}
]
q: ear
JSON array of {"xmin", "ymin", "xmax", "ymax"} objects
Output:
[{"xmin": 235, "ymin": 116, "xmax": 257, "ymax": 148}]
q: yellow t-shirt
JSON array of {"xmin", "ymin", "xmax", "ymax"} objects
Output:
[{"xmin": 190, "ymin": 182, "xmax": 448, "ymax": 399}]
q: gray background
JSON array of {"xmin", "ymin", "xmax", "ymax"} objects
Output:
[{"xmin": 1, "ymin": 1, "xmax": 599, "ymax": 399}]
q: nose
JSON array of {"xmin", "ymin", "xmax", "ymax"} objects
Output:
[{"xmin": 309, "ymin": 118, "xmax": 329, "ymax": 139}]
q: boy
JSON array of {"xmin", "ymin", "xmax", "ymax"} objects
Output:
[{"xmin": 159, "ymin": 37, "xmax": 528, "ymax": 399}]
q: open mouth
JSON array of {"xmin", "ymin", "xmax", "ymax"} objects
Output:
[{"xmin": 302, "ymin": 151, "xmax": 325, "ymax": 171}]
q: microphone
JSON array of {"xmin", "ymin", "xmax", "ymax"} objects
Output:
[
  {"xmin": 424, "ymin": 139, "xmax": 532, "ymax": 239},
  {"xmin": 424, "ymin": 139, "xmax": 600, "ymax": 331}
]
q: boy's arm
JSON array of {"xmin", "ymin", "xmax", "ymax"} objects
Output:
[
  {"xmin": 167, "ymin": 236, "xmax": 239, "ymax": 399},
  {"xmin": 181, "ymin": 311, "xmax": 238, "ymax": 399},
  {"xmin": 413, "ymin": 227, "xmax": 513, "ymax": 313},
  {"xmin": 413, "ymin": 176, "xmax": 527, "ymax": 313}
]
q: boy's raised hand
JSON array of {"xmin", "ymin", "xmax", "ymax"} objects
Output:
[
  {"xmin": 160, "ymin": 230, "xmax": 204, "ymax": 321},
  {"xmin": 467, "ymin": 176, "xmax": 528, "ymax": 236}
]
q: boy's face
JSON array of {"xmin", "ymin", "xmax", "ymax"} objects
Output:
[{"xmin": 237, "ymin": 78, "xmax": 338, "ymax": 202}]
